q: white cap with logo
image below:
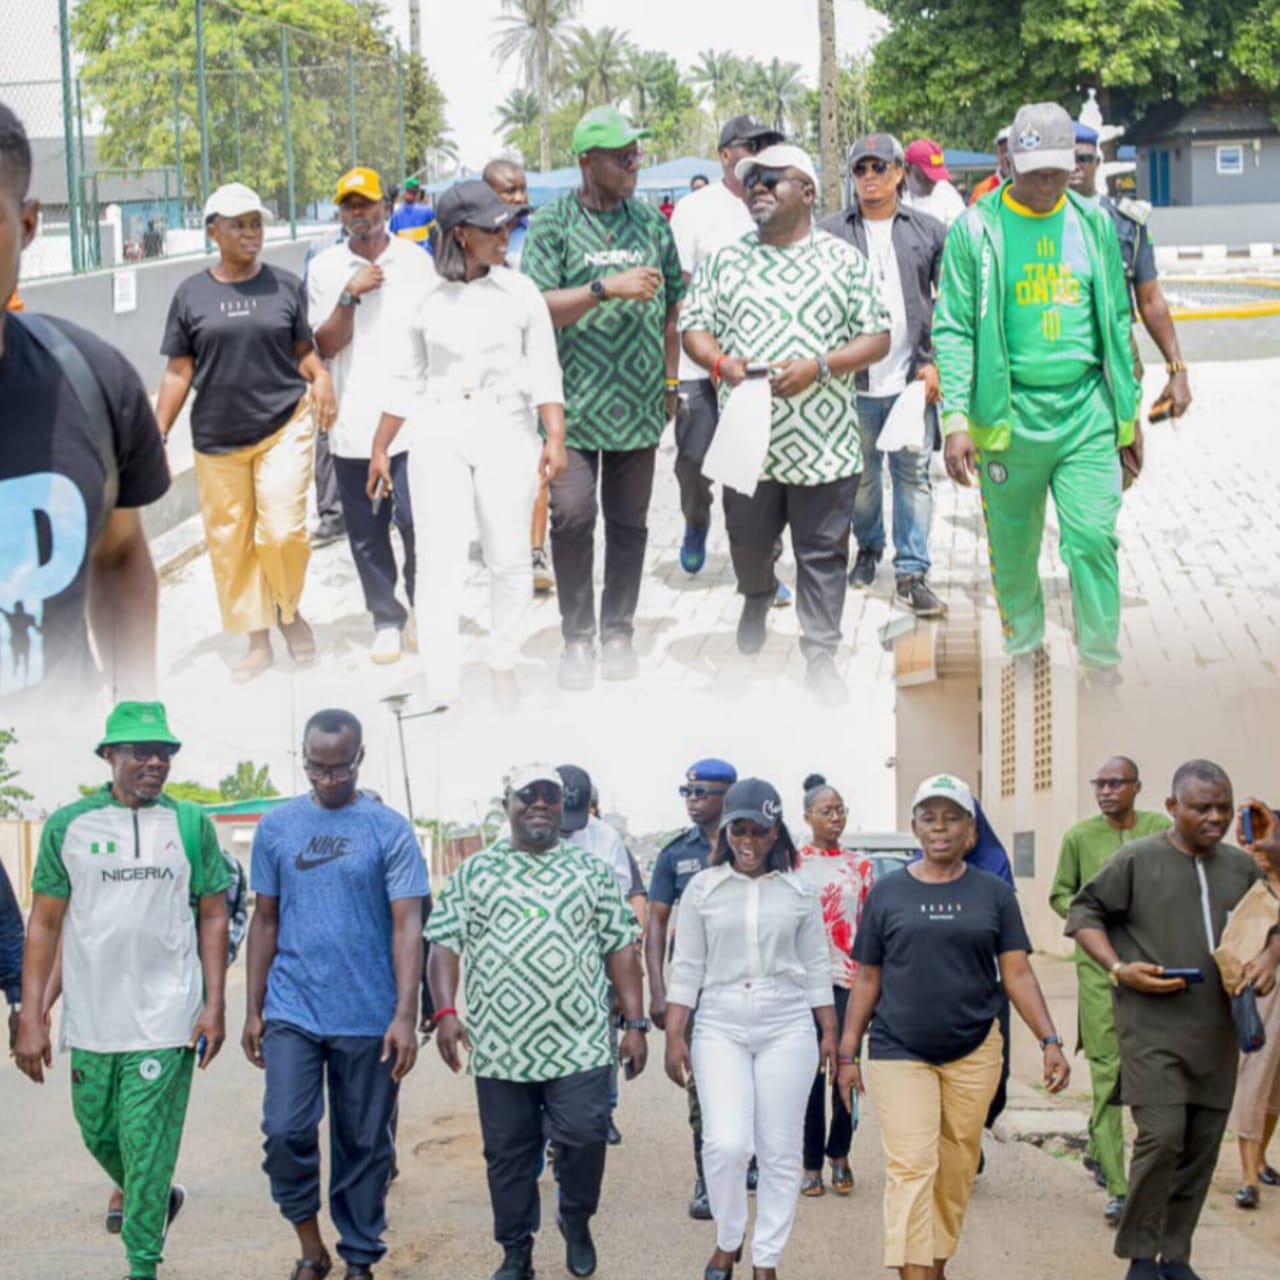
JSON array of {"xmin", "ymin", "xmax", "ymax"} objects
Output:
[
  {"xmin": 735, "ymin": 144, "xmax": 819, "ymax": 189},
  {"xmin": 1010, "ymin": 102, "xmax": 1076, "ymax": 175},
  {"xmin": 203, "ymin": 181, "xmax": 274, "ymax": 224},
  {"xmin": 911, "ymin": 773, "xmax": 976, "ymax": 816}
]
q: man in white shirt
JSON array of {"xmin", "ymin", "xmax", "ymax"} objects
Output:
[
  {"xmin": 903, "ymin": 138, "xmax": 967, "ymax": 227},
  {"xmin": 669, "ymin": 116, "xmax": 782, "ymax": 578},
  {"xmin": 308, "ymin": 166, "xmax": 434, "ymax": 664},
  {"xmin": 819, "ymin": 134, "xmax": 948, "ymax": 617}
]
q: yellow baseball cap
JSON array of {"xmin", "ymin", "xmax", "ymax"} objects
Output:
[{"xmin": 334, "ymin": 167, "xmax": 384, "ymax": 204}]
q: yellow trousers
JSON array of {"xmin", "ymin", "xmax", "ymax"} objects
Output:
[
  {"xmin": 866, "ymin": 1022, "xmax": 1003, "ymax": 1269},
  {"xmin": 193, "ymin": 399, "xmax": 314, "ymax": 634}
]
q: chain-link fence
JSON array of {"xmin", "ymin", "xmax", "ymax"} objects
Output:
[{"xmin": 2, "ymin": 0, "xmax": 415, "ymax": 278}]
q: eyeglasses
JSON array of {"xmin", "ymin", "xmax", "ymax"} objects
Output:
[
  {"xmin": 743, "ymin": 168, "xmax": 794, "ymax": 192},
  {"xmin": 514, "ymin": 782, "xmax": 563, "ymax": 806},
  {"xmin": 1075, "ymin": 152, "xmax": 1099, "ymax": 165},
  {"xmin": 680, "ymin": 785, "xmax": 728, "ymax": 800},
  {"xmin": 119, "ymin": 742, "xmax": 178, "ymax": 763},
  {"xmin": 304, "ymin": 756, "xmax": 361, "ymax": 782},
  {"xmin": 813, "ymin": 805, "xmax": 848, "ymax": 820},
  {"xmin": 597, "ymin": 148, "xmax": 642, "ymax": 170},
  {"xmin": 1091, "ymin": 777, "xmax": 1138, "ymax": 791},
  {"xmin": 853, "ymin": 160, "xmax": 890, "ymax": 177}
]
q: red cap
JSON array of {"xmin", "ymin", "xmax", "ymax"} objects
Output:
[{"xmin": 904, "ymin": 139, "xmax": 951, "ymax": 181}]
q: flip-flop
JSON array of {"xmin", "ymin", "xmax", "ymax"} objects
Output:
[
  {"xmin": 105, "ymin": 1207, "xmax": 123, "ymax": 1234},
  {"xmin": 831, "ymin": 1165, "xmax": 855, "ymax": 1195},
  {"xmin": 800, "ymin": 1173, "xmax": 824, "ymax": 1197}
]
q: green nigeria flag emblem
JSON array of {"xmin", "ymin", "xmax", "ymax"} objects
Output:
[{"xmin": 90, "ymin": 841, "xmax": 118, "ymax": 855}]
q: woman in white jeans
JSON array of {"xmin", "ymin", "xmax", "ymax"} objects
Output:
[
  {"xmin": 664, "ymin": 778, "xmax": 836, "ymax": 1280},
  {"xmin": 369, "ymin": 180, "xmax": 567, "ymax": 709}
]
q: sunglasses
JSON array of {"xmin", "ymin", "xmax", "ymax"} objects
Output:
[
  {"xmin": 597, "ymin": 148, "xmax": 642, "ymax": 170},
  {"xmin": 744, "ymin": 168, "xmax": 797, "ymax": 192},
  {"xmin": 1075, "ymin": 152, "xmax": 1099, "ymax": 165},
  {"xmin": 304, "ymin": 755, "xmax": 361, "ymax": 782},
  {"xmin": 514, "ymin": 782, "xmax": 563, "ymax": 806},
  {"xmin": 1091, "ymin": 777, "xmax": 1138, "ymax": 791},
  {"xmin": 853, "ymin": 160, "xmax": 890, "ymax": 177},
  {"xmin": 680, "ymin": 785, "xmax": 728, "ymax": 800},
  {"xmin": 119, "ymin": 742, "xmax": 178, "ymax": 763},
  {"xmin": 728, "ymin": 820, "xmax": 775, "ymax": 839}
]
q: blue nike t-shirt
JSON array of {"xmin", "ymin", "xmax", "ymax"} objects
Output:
[{"xmin": 251, "ymin": 792, "xmax": 429, "ymax": 1036}]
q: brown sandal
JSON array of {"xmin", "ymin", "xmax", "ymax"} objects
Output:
[
  {"xmin": 289, "ymin": 1254, "xmax": 332, "ymax": 1280},
  {"xmin": 277, "ymin": 611, "xmax": 317, "ymax": 666}
]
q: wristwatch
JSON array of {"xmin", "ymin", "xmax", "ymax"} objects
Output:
[
  {"xmin": 814, "ymin": 352, "xmax": 832, "ymax": 385},
  {"xmin": 616, "ymin": 1016, "xmax": 650, "ymax": 1032},
  {"xmin": 338, "ymin": 289, "xmax": 360, "ymax": 308},
  {"xmin": 1040, "ymin": 1034, "xmax": 1064, "ymax": 1049},
  {"xmin": 589, "ymin": 278, "xmax": 607, "ymax": 302},
  {"xmin": 1108, "ymin": 960, "xmax": 1125, "ymax": 988}
]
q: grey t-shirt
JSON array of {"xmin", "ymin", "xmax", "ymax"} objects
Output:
[{"xmin": 161, "ymin": 265, "xmax": 311, "ymax": 453}]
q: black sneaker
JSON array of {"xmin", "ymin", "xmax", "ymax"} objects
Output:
[
  {"xmin": 557, "ymin": 1215, "xmax": 597, "ymax": 1278},
  {"xmin": 558, "ymin": 642, "xmax": 595, "ymax": 692},
  {"xmin": 1157, "ymin": 1263, "xmax": 1204, "ymax": 1280},
  {"xmin": 1105, "ymin": 1194, "xmax": 1126, "ymax": 1224},
  {"xmin": 162, "ymin": 1184, "xmax": 186, "ymax": 1244},
  {"xmin": 688, "ymin": 1176, "xmax": 712, "ymax": 1220},
  {"xmin": 805, "ymin": 653, "xmax": 851, "ymax": 705},
  {"xmin": 848, "ymin": 547, "xmax": 881, "ymax": 589},
  {"xmin": 606, "ymin": 1118, "xmax": 622, "ymax": 1145},
  {"xmin": 736, "ymin": 595, "xmax": 770, "ymax": 655},
  {"xmin": 491, "ymin": 1242, "xmax": 535, "ymax": 1280},
  {"xmin": 895, "ymin": 574, "xmax": 946, "ymax": 617}
]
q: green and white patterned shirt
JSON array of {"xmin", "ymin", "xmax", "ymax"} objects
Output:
[
  {"xmin": 425, "ymin": 838, "xmax": 638, "ymax": 1082},
  {"xmin": 522, "ymin": 192, "xmax": 685, "ymax": 452},
  {"xmin": 680, "ymin": 228, "xmax": 889, "ymax": 485}
]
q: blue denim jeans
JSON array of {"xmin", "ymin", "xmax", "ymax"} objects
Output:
[{"xmin": 853, "ymin": 392, "xmax": 935, "ymax": 578}]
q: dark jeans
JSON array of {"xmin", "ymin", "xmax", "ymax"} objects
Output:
[
  {"xmin": 475, "ymin": 1066, "xmax": 611, "ymax": 1248},
  {"xmin": 723, "ymin": 473, "xmax": 860, "ymax": 660},
  {"xmin": 1116, "ymin": 1103, "xmax": 1230, "ymax": 1264},
  {"xmin": 674, "ymin": 380, "xmax": 717, "ymax": 530},
  {"xmin": 333, "ymin": 453, "xmax": 415, "ymax": 631},
  {"xmin": 260, "ymin": 1022, "xmax": 399, "ymax": 1267},
  {"xmin": 314, "ymin": 426, "xmax": 342, "ymax": 524},
  {"xmin": 549, "ymin": 446, "xmax": 656, "ymax": 644},
  {"xmin": 804, "ymin": 985, "xmax": 854, "ymax": 1169},
  {"xmin": 985, "ymin": 995, "xmax": 1012, "ymax": 1129}
]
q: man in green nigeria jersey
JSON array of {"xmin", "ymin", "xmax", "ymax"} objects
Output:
[
  {"xmin": 1051, "ymin": 756, "xmax": 1171, "ymax": 1227},
  {"xmin": 521, "ymin": 107, "xmax": 685, "ymax": 693},
  {"xmin": 934, "ymin": 102, "xmax": 1140, "ymax": 676}
]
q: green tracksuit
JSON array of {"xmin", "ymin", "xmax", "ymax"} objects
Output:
[
  {"xmin": 71, "ymin": 1048, "xmax": 196, "ymax": 1277},
  {"xmin": 935, "ymin": 185, "xmax": 1139, "ymax": 669}
]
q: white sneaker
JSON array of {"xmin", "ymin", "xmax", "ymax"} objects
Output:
[{"xmin": 370, "ymin": 628, "xmax": 402, "ymax": 665}]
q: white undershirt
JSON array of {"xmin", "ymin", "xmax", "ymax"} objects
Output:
[{"xmin": 864, "ymin": 217, "xmax": 912, "ymax": 397}]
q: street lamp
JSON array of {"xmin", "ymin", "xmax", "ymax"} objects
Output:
[{"xmin": 380, "ymin": 694, "xmax": 448, "ymax": 827}]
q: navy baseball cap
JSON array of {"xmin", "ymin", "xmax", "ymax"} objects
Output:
[
  {"xmin": 720, "ymin": 778, "xmax": 784, "ymax": 829},
  {"xmin": 687, "ymin": 758, "xmax": 737, "ymax": 785},
  {"xmin": 557, "ymin": 764, "xmax": 593, "ymax": 833}
]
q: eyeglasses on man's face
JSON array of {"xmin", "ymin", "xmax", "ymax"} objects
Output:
[
  {"xmin": 514, "ymin": 782, "xmax": 563, "ymax": 807},
  {"xmin": 1091, "ymin": 776, "xmax": 1138, "ymax": 791},
  {"xmin": 680, "ymin": 785, "xmax": 728, "ymax": 800},
  {"xmin": 744, "ymin": 168, "xmax": 797, "ymax": 192},
  {"xmin": 304, "ymin": 756, "xmax": 360, "ymax": 782},
  {"xmin": 1075, "ymin": 151, "xmax": 1099, "ymax": 166},
  {"xmin": 119, "ymin": 742, "xmax": 178, "ymax": 763}
]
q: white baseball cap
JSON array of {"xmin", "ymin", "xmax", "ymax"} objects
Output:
[
  {"xmin": 735, "ymin": 144, "xmax": 819, "ymax": 189},
  {"xmin": 203, "ymin": 182, "xmax": 274, "ymax": 224},
  {"xmin": 911, "ymin": 773, "xmax": 976, "ymax": 817},
  {"xmin": 505, "ymin": 763, "xmax": 564, "ymax": 794},
  {"xmin": 1010, "ymin": 103, "xmax": 1075, "ymax": 175}
]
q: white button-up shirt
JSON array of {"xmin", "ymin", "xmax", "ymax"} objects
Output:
[
  {"xmin": 667, "ymin": 862, "xmax": 832, "ymax": 1008},
  {"xmin": 385, "ymin": 266, "xmax": 564, "ymax": 418},
  {"xmin": 306, "ymin": 234, "xmax": 435, "ymax": 458}
]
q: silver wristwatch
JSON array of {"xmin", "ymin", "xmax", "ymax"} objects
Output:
[
  {"xmin": 339, "ymin": 289, "xmax": 360, "ymax": 307},
  {"xmin": 814, "ymin": 352, "xmax": 832, "ymax": 385}
]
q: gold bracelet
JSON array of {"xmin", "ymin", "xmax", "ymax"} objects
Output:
[{"xmin": 1165, "ymin": 360, "xmax": 1187, "ymax": 374}]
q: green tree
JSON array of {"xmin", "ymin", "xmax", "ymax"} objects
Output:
[
  {"xmin": 625, "ymin": 48, "xmax": 672, "ymax": 123},
  {"xmin": 689, "ymin": 48, "xmax": 741, "ymax": 136},
  {"xmin": 165, "ymin": 780, "xmax": 225, "ymax": 804},
  {"xmin": 494, "ymin": 0, "xmax": 582, "ymax": 172},
  {"xmin": 747, "ymin": 58, "xmax": 807, "ymax": 136},
  {"xmin": 218, "ymin": 761, "xmax": 280, "ymax": 802},
  {"xmin": 564, "ymin": 26, "xmax": 633, "ymax": 110},
  {"xmin": 0, "ymin": 729, "xmax": 33, "ymax": 818}
]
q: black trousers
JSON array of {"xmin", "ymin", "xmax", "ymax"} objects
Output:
[
  {"xmin": 804, "ymin": 985, "xmax": 854, "ymax": 1169},
  {"xmin": 549, "ymin": 446, "xmax": 656, "ymax": 644},
  {"xmin": 1115, "ymin": 1103, "xmax": 1229, "ymax": 1264},
  {"xmin": 476, "ymin": 1066, "xmax": 612, "ymax": 1248},
  {"xmin": 314, "ymin": 426, "xmax": 342, "ymax": 524},
  {"xmin": 333, "ymin": 453, "xmax": 415, "ymax": 631},
  {"xmin": 723, "ymin": 474, "xmax": 860, "ymax": 660},
  {"xmin": 674, "ymin": 380, "xmax": 717, "ymax": 530},
  {"xmin": 984, "ymin": 995, "xmax": 1012, "ymax": 1129}
]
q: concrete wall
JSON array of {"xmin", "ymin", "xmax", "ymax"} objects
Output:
[
  {"xmin": 1146, "ymin": 201, "xmax": 1280, "ymax": 248},
  {"xmin": 894, "ymin": 672, "xmax": 982, "ymax": 827},
  {"xmin": 1138, "ymin": 139, "xmax": 1280, "ymax": 210},
  {"xmin": 19, "ymin": 237, "xmax": 318, "ymax": 391}
]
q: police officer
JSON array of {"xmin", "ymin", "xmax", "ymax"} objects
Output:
[
  {"xmin": 644, "ymin": 758, "xmax": 738, "ymax": 1219},
  {"xmin": 1071, "ymin": 122, "xmax": 1192, "ymax": 422}
]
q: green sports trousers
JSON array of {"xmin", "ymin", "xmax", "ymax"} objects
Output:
[
  {"xmin": 71, "ymin": 1047, "xmax": 195, "ymax": 1278},
  {"xmin": 977, "ymin": 370, "xmax": 1123, "ymax": 668},
  {"xmin": 1078, "ymin": 962, "xmax": 1129, "ymax": 1196}
]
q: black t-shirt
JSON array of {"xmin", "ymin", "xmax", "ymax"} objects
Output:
[
  {"xmin": 853, "ymin": 864, "xmax": 1031, "ymax": 1065},
  {"xmin": 0, "ymin": 313, "xmax": 169, "ymax": 699},
  {"xmin": 161, "ymin": 265, "xmax": 311, "ymax": 453}
]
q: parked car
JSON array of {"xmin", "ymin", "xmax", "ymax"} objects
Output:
[{"xmin": 847, "ymin": 832, "xmax": 918, "ymax": 885}]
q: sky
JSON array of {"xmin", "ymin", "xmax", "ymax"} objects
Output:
[{"xmin": 390, "ymin": 0, "xmax": 887, "ymax": 167}]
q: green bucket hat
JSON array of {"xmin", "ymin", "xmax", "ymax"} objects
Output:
[
  {"xmin": 572, "ymin": 106, "xmax": 652, "ymax": 156},
  {"xmin": 96, "ymin": 701, "xmax": 182, "ymax": 757}
]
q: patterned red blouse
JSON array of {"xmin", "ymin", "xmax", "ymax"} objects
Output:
[{"xmin": 796, "ymin": 845, "xmax": 875, "ymax": 989}]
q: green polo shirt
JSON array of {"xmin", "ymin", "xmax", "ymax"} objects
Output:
[
  {"xmin": 521, "ymin": 192, "xmax": 684, "ymax": 452},
  {"xmin": 679, "ymin": 227, "xmax": 889, "ymax": 486},
  {"xmin": 425, "ymin": 838, "xmax": 638, "ymax": 1082}
]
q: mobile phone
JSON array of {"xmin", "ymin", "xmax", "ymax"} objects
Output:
[
  {"xmin": 196, "ymin": 1034, "xmax": 208, "ymax": 1063},
  {"xmin": 1242, "ymin": 806, "xmax": 1256, "ymax": 845},
  {"xmin": 622, "ymin": 1056, "xmax": 637, "ymax": 1081},
  {"xmin": 370, "ymin": 476, "xmax": 387, "ymax": 516},
  {"xmin": 1148, "ymin": 397, "xmax": 1174, "ymax": 423},
  {"xmin": 1162, "ymin": 968, "xmax": 1205, "ymax": 984},
  {"xmin": 745, "ymin": 361, "xmax": 771, "ymax": 379}
]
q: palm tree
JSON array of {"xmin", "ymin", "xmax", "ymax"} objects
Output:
[
  {"xmin": 565, "ymin": 26, "xmax": 633, "ymax": 110},
  {"xmin": 626, "ymin": 48, "xmax": 670, "ymax": 125},
  {"xmin": 497, "ymin": 86, "xmax": 541, "ymax": 142},
  {"xmin": 494, "ymin": 0, "xmax": 583, "ymax": 172},
  {"xmin": 689, "ymin": 48, "xmax": 740, "ymax": 137},
  {"xmin": 817, "ymin": 0, "xmax": 840, "ymax": 215},
  {"xmin": 751, "ymin": 57, "xmax": 806, "ymax": 136}
]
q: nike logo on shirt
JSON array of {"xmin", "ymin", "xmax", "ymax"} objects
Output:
[{"xmin": 294, "ymin": 834, "xmax": 354, "ymax": 871}]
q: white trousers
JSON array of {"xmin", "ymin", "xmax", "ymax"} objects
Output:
[
  {"xmin": 407, "ymin": 395, "xmax": 541, "ymax": 701},
  {"xmin": 692, "ymin": 979, "xmax": 819, "ymax": 1268}
]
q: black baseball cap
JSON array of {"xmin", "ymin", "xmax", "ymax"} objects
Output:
[
  {"xmin": 557, "ymin": 764, "xmax": 593, "ymax": 833},
  {"xmin": 719, "ymin": 778, "xmax": 784, "ymax": 830},
  {"xmin": 718, "ymin": 114, "xmax": 785, "ymax": 151},
  {"xmin": 436, "ymin": 179, "xmax": 528, "ymax": 234},
  {"xmin": 849, "ymin": 132, "xmax": 903, "ymax": 168}
]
